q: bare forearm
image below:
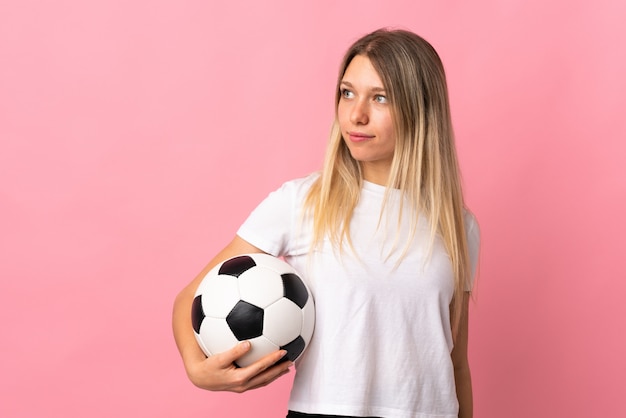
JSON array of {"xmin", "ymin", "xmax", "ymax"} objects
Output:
[
  {"xmin": 451, "ymin": 292, "xmax": 472, "ymax": 417},
  {"xmin": 455, "ymin": 365, "xmax": 473, "ymax": 418}
]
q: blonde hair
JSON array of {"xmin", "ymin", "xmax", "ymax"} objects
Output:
[{"xmin": 304, "ymin": 28, "xmax": 472, "ymax": 339}]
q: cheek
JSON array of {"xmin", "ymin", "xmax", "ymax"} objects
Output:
[
  {"xmin": 336, "ymin": 103, "xmax": 349, "ymax": 129},
  {"xmin": 382, "ymin": 115, "xmax": 396, "ymax": 144}
]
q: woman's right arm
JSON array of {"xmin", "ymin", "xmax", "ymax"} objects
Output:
[{"xmin": 172, "ymin": 235, "xmax": 293, "ymax": 392}]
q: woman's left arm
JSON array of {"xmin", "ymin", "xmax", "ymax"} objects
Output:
[{"xmin": 451, "ymin": 291, "xmax": 473, "ymax": 418}]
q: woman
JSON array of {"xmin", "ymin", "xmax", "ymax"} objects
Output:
[{"xmin": 173, "ymin": 28, "xmax": 480, "ymax": 418}]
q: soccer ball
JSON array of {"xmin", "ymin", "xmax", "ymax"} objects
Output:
[{"xmin": 191, "ymin": 253, "xmax": 315, "ymax": 367}]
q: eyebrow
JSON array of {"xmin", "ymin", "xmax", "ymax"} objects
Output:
[{"xmin": 340, "ymin": 80, "xmax": 386, "ymax": 93}]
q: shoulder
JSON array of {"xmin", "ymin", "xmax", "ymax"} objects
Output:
[
  {"xmin": 250, "ymin": 173, "xmax": 320, "ymax": 210},
  {"xmin": 281, "ymin": 172, "xmax": 320, "ymax": 189},
  {"xmin": 271, "ymin": 172, "xmax": 320, "ymax": 198}
]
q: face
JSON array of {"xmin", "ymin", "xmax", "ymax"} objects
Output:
[{"xmin": 337, "ymin": 54, "xmax": 396, "ymax": 184}]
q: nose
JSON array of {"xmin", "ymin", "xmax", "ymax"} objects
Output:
[{"xmin": 350, "ymin": 99, "xmax": 369, "ymax": 125}]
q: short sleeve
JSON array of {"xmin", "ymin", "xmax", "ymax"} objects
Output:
[
  {"xmin": 464, "ymin": 211, "xmax": 481, "ymax": 291},
  {"xmin": 236, "ymin": 174, "xmax": 317, "ymax": 257}
]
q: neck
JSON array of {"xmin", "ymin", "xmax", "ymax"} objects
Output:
[{"xmin": 361, "ymin": 162, "xmax": 390, "ymax": 186}]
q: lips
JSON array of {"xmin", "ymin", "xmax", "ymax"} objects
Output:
[{"xmin": 347, "ymin": 132, "xmax": 374, "ymax": 142}]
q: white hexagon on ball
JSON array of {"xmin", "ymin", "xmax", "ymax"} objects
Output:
[
  {"xmin": 238, "ymin": 266, "xmax": 284, "ymax": 308},
  {"xmin": 196, "ymin": 275, "xmax": 240, "ymax": 318},
  {"xmin": 198, "ymin": 316, "xmax": 239, "ymax": 356},
  {"xmin": 263, "ymin": 298, "xmax": 304, "ymax": 346}
]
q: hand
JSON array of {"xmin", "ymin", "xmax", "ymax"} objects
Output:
[{"xmin": 186, "ymin": 341, "xmax": 292, "ymax": 393}]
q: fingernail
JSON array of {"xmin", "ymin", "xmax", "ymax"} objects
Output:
[{"xmin": 240, "ymin": 341, "xmax": 251, "ymax": 349}]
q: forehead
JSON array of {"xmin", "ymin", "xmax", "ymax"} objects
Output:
[{"xmin": 341, "ymin": 55, "xmax": 385, "ymax": 89}]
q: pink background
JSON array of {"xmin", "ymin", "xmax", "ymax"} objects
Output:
[{"xmin": 1, "ymin": 1, "xmax": 625, "ymax": 417}]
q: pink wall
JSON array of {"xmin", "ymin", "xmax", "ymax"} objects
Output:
[{"xmin": 1, "ymin": 1, "xmax": 624, "ymax": 417}]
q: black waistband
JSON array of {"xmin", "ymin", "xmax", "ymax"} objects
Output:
[{"xmin": 286, "ymin": 412, "xmax": 380, "ymax": 418}]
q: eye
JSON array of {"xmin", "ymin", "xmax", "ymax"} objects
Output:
[
  {"xmin": 340, "ymin": 88, "xmax": 355, "ymax": 99},
  {"xmin": 374, "ymin": 94, "xmax": 388, "ymax": 104}
]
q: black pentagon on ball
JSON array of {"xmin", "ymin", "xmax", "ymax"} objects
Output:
[
  {"xmin": 281, "ymin": 273, "xmax": 309, "ymax": 308},
  {"xmin": 226, "ymin": 300, "xmax": 264, "ymax": 340},
  {"xmin": 218, "ymin": 255, "xmax": 257, "ymax": 278},
  {"xmin": 279, "ymin": 336, "xmax": 306, "ymax": 362},
  {"xmin": 191, "ymin": 294, "xmax": 205, "ymax": 334}
]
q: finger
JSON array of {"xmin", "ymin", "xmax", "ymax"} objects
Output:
[
  {"xmin": 228, "ymin": 351, "xmax": 293, "ymax": 392},
  {"xmin": 249, "ymin": 349, "xmax": 289, "ymax": 376},
  {"xmin": 246, "ymin": 367, "xmax": 291, "ymax": 391},
  {"xmin": 234, "ymin": 349, "xmax": 290, "ymax": 383},
  {"xmin": 215, "ymin": 341, "xmax": 251, "ymax": 367},
  {"xmin": 242, "ymin": 355, "xmax": 293, "ymax": 391}
]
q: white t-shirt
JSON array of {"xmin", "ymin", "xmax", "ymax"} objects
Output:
[{"xmin": 237, "ymin": 174, "xmax": 480, "ymax": 418}]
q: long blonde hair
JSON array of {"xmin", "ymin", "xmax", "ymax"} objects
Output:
[{"xmin": 304, "ymin": 28, "xmax": 472, "ymax": 339}]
